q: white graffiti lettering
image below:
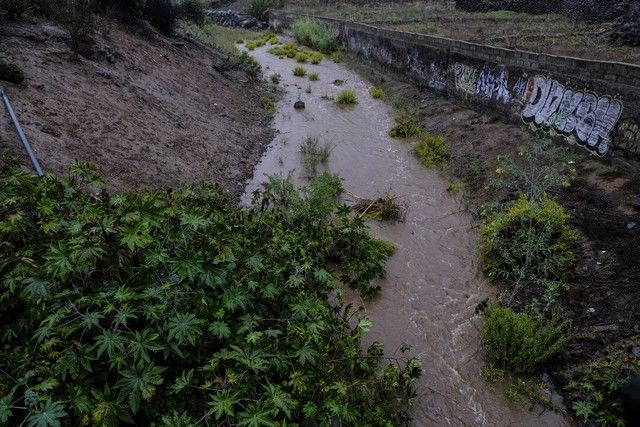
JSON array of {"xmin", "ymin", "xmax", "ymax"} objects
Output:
[
  {"xmin": 475, "ymin": 68, "xmax": 510, "ymax": 104},
  {"xmin": 522, "ymin": 76, "xmax": 622, "ymax": 155}
]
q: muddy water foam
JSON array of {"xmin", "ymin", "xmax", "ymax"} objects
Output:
[{"xmin": 242, "ymin": 43, "xmax": 569, "ymax": 426}]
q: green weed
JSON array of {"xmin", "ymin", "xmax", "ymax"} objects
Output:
[
  {"xmin": 389, "ymin": 117, "xmax": 422, "ymax": 139},
  {"xmin": 310, "ymin": 51, "xmax": 323, "ymax": 64},
  {"xmin": 308, "ymin": 72, "xmax": 319, "ymax": 81},
  {"xmin": 482, "ymin": 305, "xmax": 569, "ymax": 374},
  {"xmin": 292, "ymin": 17, "xmax": 339, "ymax": 53},
  {"xmin": 293, "ymin": 66, "xmax": 306, "ymax": 77},
  {"xmin": 260, "ymin": 95, "xmax": 276, "ymax": 115},
  {"xmin": 299, "ymin": 136, "xmax": 332, "ymax": 176},
  {"xmin": 331, "ymin": 50, "xmax": 345, "ymax": 63},
  {"xmin": 481, "ymin": 196, "xmax": 579, "ymax": 304},
  {"xmin": 369, "ymin": 86, "xmax": 385, "ymax": 99},
  {"xmin": 0, "ymin": 156, "xmax": 421, "ymax": 426},
  {"xmin": 244, "ymin": 0, "xmax": 274, "ymax": 20},
  {"xmin": 336, "ymin": 89, "xmax": 358, "ymax": 105},
  {"xmin": 270, "ymin": 73, "xmax": 281, "ymax": 84},
  {"xmin": 295, "ymin": 51, "xmax": 309, "ymax": 63},
  {"xmin": 413, "ymin": 133, "xmax": 449, "ymax": 168}
]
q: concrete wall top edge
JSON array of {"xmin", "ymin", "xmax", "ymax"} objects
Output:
[{"xmin": 271, "ymin": 10, "xmax": 640, "ymax": 79}]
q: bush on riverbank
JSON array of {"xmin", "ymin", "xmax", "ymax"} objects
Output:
[
  {"xmin": 0, "ymin": 157, "xmax": 420, "ymax": 425},
  {"xmin": 292, "ymin": 17, "xmax": 340, "ymax": 53},
  {"xmin": 482, "ymin": 305, "xmax": 569, "ymax": 374},
  {"xmin": 481, "ymin": 195, "xmax": 579, "ymax": 303},
  {"xmin": 414, "ymin": 133, "xmax": 449, "ymax": 168}
]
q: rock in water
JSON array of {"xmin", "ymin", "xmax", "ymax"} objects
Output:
[{"xmin": 294, "ymin": 101, "xmax": 305, "ymax": 110}]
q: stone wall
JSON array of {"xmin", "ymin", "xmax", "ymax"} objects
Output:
[{"xmin": 270, "ymin": 10, "xmax": 640, "ymax": 161}]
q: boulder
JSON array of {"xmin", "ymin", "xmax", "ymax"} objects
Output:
[
  {"xmin": 0, "ymin": 57, "xmax": 25, "ymax": 84},
  {"xmin": 294, "ymin": 100, "xmax": 305, "ymax": 110}
]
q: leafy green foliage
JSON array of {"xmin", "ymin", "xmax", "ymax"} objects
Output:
[
  {"xmin": 244, "ymin": 0, "xmax": 274, "ymax": 21},
  {"xmin": 413, "ymin": 133, "xmax": 449, "ymax": 167},
  {"xmin": 482, "ymin": 305, "xmax": 569, "ymax": 374},
  {"xmin": 0, "ymin": 157, "xmax": 420, "ymax": 425},
  {"xmin": 176, "ymin": 0, "xmax": 204, "ymax": 24},
  {"xmin": 292, "ymin": 65, "xmax": 306, "ymax": 76},
  {"xmin": 292, "ymin": 17, "xmax": 340, "ymax": 53},
  {"xmin": 565, "ymin": 345, "xmax": 640, "ymax": 426},
  {"xmin": 481, "ymin": 195, "xmax": 579, "ymax": 304},
  {"xmin": 492, "ymin": 137, "xmax": 577, "ymax": 200},
  {"xmin": 369, "ymin": 86, "xmax": 385, "ymax": 99},
  {"xmin": 389, "ymin": 116, "xmax": 422, "ymax": 139},
  {"xmin": 260, "ymin": 95, "xmax": 276, "ymax": 115},
  {"xmin": 336, "ymin": 89, "xmax": 358, "ymax": 105},
  {"xmin": 308, "ymin": 72, "xmax": 319, "ymax": 81}
]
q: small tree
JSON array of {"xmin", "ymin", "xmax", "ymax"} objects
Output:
[{"xmin": 53, "ymin": 0, "xmax": 95, "ymax": 57}]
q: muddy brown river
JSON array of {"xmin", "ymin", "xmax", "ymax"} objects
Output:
[{"xmin": 242, "ymin": 43, "xmax": 570, "ymax": 426}]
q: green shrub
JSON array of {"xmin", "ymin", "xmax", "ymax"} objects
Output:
[
  {"xmin": 413, "ymin": 133, "xmax": 449, "ymax": 167},
  {"xmin": 244, "ymin": 0, "xmax": 274, "ymax": 21},
  {"xmin": 246, "ymin": 40, "xmax": 257, "ymax": 50},
  {"xmin": 260, "ymin": 95, "xmax": 276, "ymax": 114},
  {"xmin": 369, "ymin": 86, "xmax": 385, "ymax": 99},
  {"xmin": 482, "ymin": 305, "xmax": 569, "ymax": 374},
  {"xmin": 293, "ymin": 65, "xmax": 306, "ymax": 76},
  {"xmin": 481, "ymin": 196, "xmax": 579, "ymax": 296},
  {"xmin": 295, "ymin": 51, "xmax": 308, "ymax": 63},
  {"xmin": 308, "ymin": 72, "xmax": 319, "ymax": 81},
  {"xmin": 330, "ymin": 50, "xmax": 345, "ymax": 62},
  {"xmin": 566, "ymin": 346, "xmax": 640, "ymax": 426},
  {"xmin": 0, "ymin": 157, "xmax": 421, "ymax": 426},
  {"xmin": 177, "ymin": 0, "xmax": 203, "ymax": 23},
  {"xmin": 336, "ymin": 89, "xmax": 358, "ymax": 105},
  {"xmin": 309, "ymin": 51, "xmax": 323, "ymax": 64},
  {"xmin": 389, "ymin": 117, "xmax": 422, "ymax": 138},
  {"xmin": 292, "ymin": 17, "xmax": 339, "ymax": 53}
]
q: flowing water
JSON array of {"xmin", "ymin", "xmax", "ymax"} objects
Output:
[{"xmin": 242, "ymin": 44, "xmax": 569, "ymax": 426}]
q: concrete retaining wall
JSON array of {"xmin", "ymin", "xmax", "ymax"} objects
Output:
[{"xmin": 270, "ymin": 11, "xmax": 640, "ymax": 160}]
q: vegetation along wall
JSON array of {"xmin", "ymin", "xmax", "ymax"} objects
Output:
[{"xmin": 271, "ymin": 11, "xmax": 640, "ymax": 161}]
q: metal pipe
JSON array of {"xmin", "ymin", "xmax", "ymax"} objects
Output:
[{"xmin": 1, "ymin": 86, "xmax": 43, "ymax": 177}]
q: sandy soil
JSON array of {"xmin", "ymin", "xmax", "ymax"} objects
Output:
[{"xmin": 0, "ymin": 19, "xmax": 273, "ymax": 198}]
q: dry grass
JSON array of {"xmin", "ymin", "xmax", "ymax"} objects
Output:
[{"xmin": 350, "ymin": 191, "xmax": 406, "ymax": 222}]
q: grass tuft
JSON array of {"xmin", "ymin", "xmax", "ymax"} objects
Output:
[
  {"xmin": 369, "ymin": 86, "xmax": 385, "ymax": 99},
  {"xmin": 413, "ymin": 133, "xmax": 449, "ymax": 167},
  {"xmin": 293, "ymin": 66, "xmax": 306, "ymax": 77},
  {"xmin": 308, "ymin": 72, "xmax": 319, "ymax": 81},
  {"xmin": 336, "ymin": 89, "xmax": 358, "ymax": 106},
  {"xmin": 300, "ymin": 136, "xmax": 332, "ymax": 176},
  {"xmin": 292, "ymin": 17, "xmax": 339, "ymax": 53},
  {"xmin": 388, "ymin": 117, "xmax": 422, "ymax": 138}
]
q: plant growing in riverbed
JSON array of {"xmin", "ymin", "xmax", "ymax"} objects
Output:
[
  {"xmin": 309, "ymin": 72, "xmax": 319, "ymax": 81},
  {"xmin": 295, "ymin": 51, "xmax": 309, "ymax": 63},
  {"xmin": 0, "ymin": 156, "xmax": 420, "ymax": 425},
  {"xmin": 481, "ymin": 195, "xmax": 579, "ymax": 305},
  {"xmin": 413, "ymin": 133, "xmax": 449, "ymax": 168},
  {"xmin": 336, "ymin": 89, "xmax": 358, "ymax": 105},
  {"xmin": 260, "ymin": 95, "xmax": 276, "ymax": 114},
  {"xmin": 482, "ymin": 305, "xmax": 569, "ymax": 374},
  {"xmin": 270, "ymin": 73, "xmax": 281, "ymax": 84},
  {"xmin": 310, "ymin": 51, "xmax": 323, "ymax": 64},
  {"xmin": 299, "ymin": 136, "xmax": 332, "ymax": 176},
  {"xmin": 292, "ymin": 17, "xmax": 339, "ymax": 53},
  {"xmin": 389, "ymin": 116, "xmax": 422, "ymax": 138},
  {"xmin": 331, "ymin": 50, "xmax": 346, "ymax": 63},
  {"xmin": 370, "ymin": 86, "xmax": 385, "ymax": 99},
  {"xmin": 293, "ymin": 66, "xmax": 306, "ymax": 77}
]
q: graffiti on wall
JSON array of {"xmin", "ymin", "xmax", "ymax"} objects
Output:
[
  {"xmin": 611, "ymin": 118, "xmax": 640, "ymax": 160},
  {"xmin": 347, "ymin": 37, "xmax": 628, "ymax": 158},
  {"xmin": 475, "ymin": 68, "xmax": 510, "ymax": 104},
  {"xmin": 522, "ymin": 76, "xmax": 623, "ymax": 156}
]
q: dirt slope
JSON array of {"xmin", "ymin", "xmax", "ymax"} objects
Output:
[{"xmin": 0, "ymin": 19, "xmax": 273, "ymax": 198}]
